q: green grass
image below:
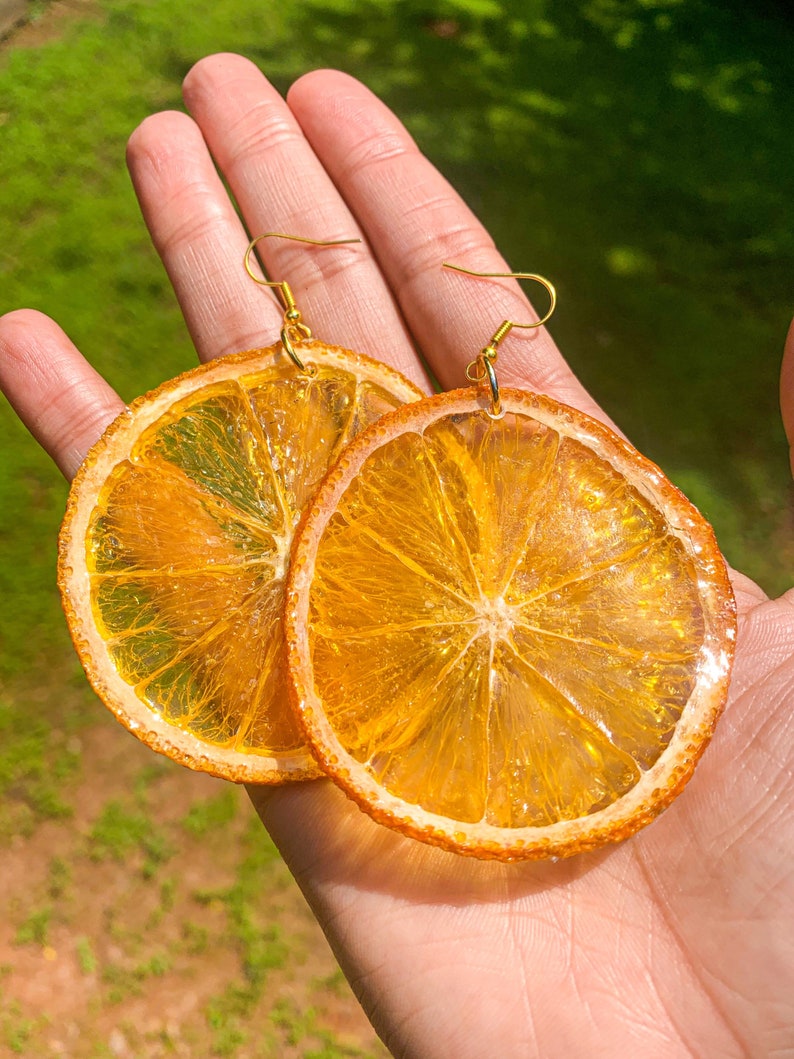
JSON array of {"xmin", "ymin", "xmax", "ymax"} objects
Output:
[
  {"xmin": 0, "ymin": 0, "xmax": 791, "ymax": 698},
  {"xmin": 100, "ymin": 936, "xmax": 174, "ymax": 1004},
  {"xmin": 88, "ymin": 798, "xmax": 175, "ymax": 876},
  {"xmin": 281, "ymin": 0, "xmax": 794, "ymax": 591},
  {"xmin": 76, "ymin": 935, "xmax": 98, "ymax": 975},
  {"xmin": 195, "ymin": 816, "xmax": 288, "ymax": 989},
  {"xmin": 47, "ymin": 855, "xmax": 72, "ymax": 900},
  {"xmin": 271, "ymin": 997, "xmax": 381, "ymax": 1058},
  {"xmin": 206, "ymin": 985, "xmax": 255, "ymax": 1057},
  {"xmin": 196, "ymin": 817, "xmax": 292, "ymax": 1053},
  {"xmin": 181, "ymin": 919, "xmax": 211, "ymax": 956},
  {"xmin": 0, "ymin": 2, "xmax": 791, "ymax": 1049},
  {"xmin": 14, "ymin": 904, "xmax": 52, "ymax": 947},
  {"xmin": 182, "ymin": 786, "xmax": 239, "ymax": 837},
  {"xmin": 0, "ymin": 691, "xmax": 81, "ymax": 838},
  {"xmin": 0, "ymin": 1000, "xmax": 48, "ymax": 1055}
]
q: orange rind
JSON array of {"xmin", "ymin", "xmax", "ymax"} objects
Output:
[
  {"xmin": 286, "ymin": 387, "xmax": 737, "ymax": 859},
  {"xmin": 58, "ymin": 340, "xmax": 424, "ymax": 783}
]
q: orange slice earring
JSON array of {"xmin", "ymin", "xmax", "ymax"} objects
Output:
[
  {"xmin": 285, "ymin": 263, "xmax": 737, "ymax": 860},
  {"xmin": 57, "ymin": 234, "xmax": 424, "ymax": 785}
]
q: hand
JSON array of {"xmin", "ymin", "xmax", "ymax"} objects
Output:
[{"xmin": 1, "ymin": 54, "xmax": 791, "ymax": 1058}]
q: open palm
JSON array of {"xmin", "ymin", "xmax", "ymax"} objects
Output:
[{"xmin": 1, "ymin": 55, "xmax": 791, "ymax": 1058}]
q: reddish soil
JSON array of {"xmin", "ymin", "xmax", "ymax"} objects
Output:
[{"xmin": 0, "ymin": 713, "xmax": 389, "ymax": 1057}]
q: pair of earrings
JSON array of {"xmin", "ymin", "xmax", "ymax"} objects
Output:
[
  {"xmin": 243, "ymin": 231, "xmax": 557, "ymax": 412},
  {"xmin": 270, "ymin": 235, "xmax": 736, "ymax": 858},
  {"xmin": 60, "ymin": 232, "xmax": 736, "ymax": 859}
]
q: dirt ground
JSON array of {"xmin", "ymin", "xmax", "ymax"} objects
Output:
[
  {"xmin": 0, "ymin": 710, "xmax": 388, "ymax": 1057},
  {"xmin": 0, "ymin": 5, "xmax": 389, "ymax": 1057}
]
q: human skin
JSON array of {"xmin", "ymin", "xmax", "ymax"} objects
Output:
[{"xmin": 1, "ymin": 53, "xmax": 792, "ymax": 1059}]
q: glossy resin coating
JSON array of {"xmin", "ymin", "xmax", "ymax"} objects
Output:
[
  {"xmin": 59, "ymin": 342, "xmax": 423, "ymax": 782},
  {"xmin": 288, "ymin": 388, "xmax": 736, "ymax": 857}
]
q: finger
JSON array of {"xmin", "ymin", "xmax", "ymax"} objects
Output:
[
  {"xmin": 0, "ymin": 310, "xmax": 124, "ymax": 480},
  {"xmin": 181, "ymin": 54, "xmax": 429, "ymax": 388},
  {"xmin": 127, "ymin": 109, "xmax": 285, "ymax": 362},
  {"xmin": 288, "ymin": 70, "xmax": 609, "ymax": 423},
  {"xmin": 780, "ymin": 316, "xmax": 794, "ymax": 476}
]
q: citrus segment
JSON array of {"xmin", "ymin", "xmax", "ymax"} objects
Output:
[
  {"xmin": 286, "ymin": 388, "xmax": 736, "ymax": 858},
  {"xmin": 58, "ymin": 341, "xmax": 424, "ymax": 782}
]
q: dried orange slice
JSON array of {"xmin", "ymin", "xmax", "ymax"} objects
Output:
[
  {"xmin": 286, "ymin": 388, "xmax": 737, "ymax": 858},
  {"xmin": 58, "ymin": 341, "xmax": 424, "ymax": 783}
]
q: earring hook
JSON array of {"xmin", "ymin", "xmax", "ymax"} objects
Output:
[
  {"xmin": 442, "ymin": 262, "xmax": 557, "ymax": 418},
  {"xmin": 245, "ymin": 232, "xmax": 361, "ymax": 372}
]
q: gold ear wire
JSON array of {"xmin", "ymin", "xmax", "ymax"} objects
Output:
[
  {"xmin": 442, "ymin": 262, "xmax": 557, "ymax": 418},
  {"xmin": 245, "ymin": 233, "xmax": 361, "ymax": 372}
]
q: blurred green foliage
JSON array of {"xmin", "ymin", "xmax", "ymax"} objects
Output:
[{"xmin": 0, "ymin": 0, "xmax": 792, "ymax": 694}]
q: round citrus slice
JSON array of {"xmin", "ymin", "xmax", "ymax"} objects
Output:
[
  {"xmin": 286, "ymin": 387, "xmax": 737, "ymax": 859},
  {"xmin": 58, "ymin": 340, "xmax": 424, "ymax": 783}
]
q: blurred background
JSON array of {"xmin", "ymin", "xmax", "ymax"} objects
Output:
[{"xmin": 0, "ymin": 1, "xmax": 791, "ymax": 1055}]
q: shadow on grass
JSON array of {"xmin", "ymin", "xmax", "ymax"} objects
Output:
[{"xmin": 256, "ymin": 0, "xmax": 794, "ymax": 591}]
